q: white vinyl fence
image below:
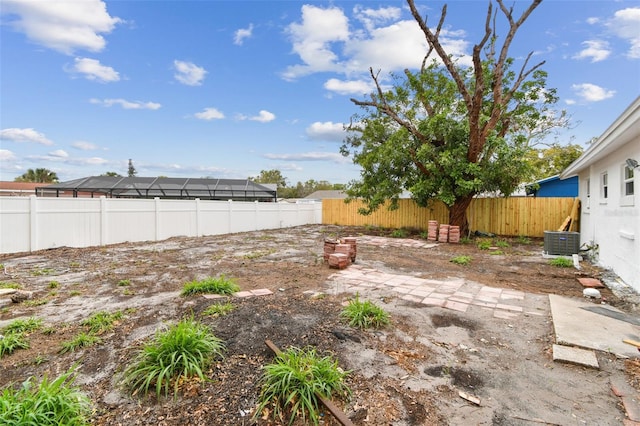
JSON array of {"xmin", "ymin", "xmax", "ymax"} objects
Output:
[{"xmin": 0, "ymin": 196, "xmax": 322, "ymax": 254}]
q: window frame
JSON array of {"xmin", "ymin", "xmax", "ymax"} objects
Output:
[{"xmin": 621, "ymin": 164, "xmax": 635, "ymax": 206}]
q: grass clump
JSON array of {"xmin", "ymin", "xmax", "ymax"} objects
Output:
[
  {"xmin": 256, "ymin": 346, "xmax": 351, "ymax": 425},
  {"xmin": 477, "ymin": 239, "xmax": 492, "ymax": 250},
  {"xmin": 121, "ymin": 318, "xmax": 225, "ymax": 398},
  {"xmin": 0, "ymin": 332, "xmax": 29, "ymax": 358},
  {"xmin": 517, "ymin": 235, "xmax": 532, "ymax": 245},
  {"xmin": 549, "ymin": 257, "xmax": 574, "ymax": 268},
  {"xmin": 181, "ymin": 275, "xmax": 240, "ymax": 296},
  {"xmin": 0, "ymin": 282, "xmax": 21, "ymax": 289},
  {"xmin": 450, "ymin": 255, "xmax": 472, "ymax": 266},
  {"xmin": 496, "ymin": 239, "xmax": 510, "ymax": 248},
  {"xmin": 0, "ymin": 367, "xmax": 90, "ymax": 425},
  {"xmin": 489, "ymin": 250, "xmax": 504, "ymax": 256},
  {"xmin": 80, "ymin": 310, "xmax": 124, "ymax": 334},
  {"xmin": 60, "ymin": 332, "xmax": 102, "ymax": 354},
  {"xmin": 390, "ymin": 228, "xmax": 408, "ymax": 238},
  {"xmin": 117, "ymin": 279, "xmax": 130, "ymax": 287},
  {"xmin": 340, "ymin": 295, "xmax": 390, "ymax": 329},
  {"xmin": 3, "ymin": 317, "xmax": 43, "ymax": 334},
  {"xmin": 201, "ymin": 302, "xmax": 235, "ymax": 317}
]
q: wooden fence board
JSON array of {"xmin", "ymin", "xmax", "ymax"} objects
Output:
[{"xmin": 322, "ymin": 197, "xmax": 578, "ymax": 237}]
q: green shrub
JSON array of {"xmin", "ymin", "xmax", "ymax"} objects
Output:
[
  {"xmin": 121, "ymin": 318, "xmax": 225, "ymax": 398},
  {"xmin": 340, "ymin": 296, "xmax": 390, "ymax": 329},
  {"xmin": 390, "ymin": 228, "xmax": 408, "ymax": 238},
  {"xmin": 201, "ymin": 302, "xmax": 235, "ymax": 317},
  {"xmin": 549, "ymin": 257, "xmax": 574, "ymax": 268},
  {"xmin": 256, "ymin": 347, "xmax": 351, "ymax": 425},
  {"xmin": 0, "ymin": 367, "xmax": 90, "ymax": 425},
  {"xmin": 181, "ymin": 275, "xmax": 240, "ymax": 296},
  {"xmin": 60, "ymin": 333, "xmax": 102, "ymax": 354},
  {"xmin": 450, "ymin": 255, "xmax": 472, "ymax": 266}
]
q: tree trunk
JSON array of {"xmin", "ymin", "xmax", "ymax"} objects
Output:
[{"xmin": 449, "ymin": 195, "xmax": 474, "ymax": 236}]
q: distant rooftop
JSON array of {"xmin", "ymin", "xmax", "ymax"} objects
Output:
[{"xmin": 36, "ymin": 176, "xmax": 277, "ymax": 201}]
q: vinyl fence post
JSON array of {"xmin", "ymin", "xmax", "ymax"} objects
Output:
[
  {"xmin": 195, "ymin": 198, "xmax": 201, "ymax": 237},
  {"xmin": 228, "ymin": 199, "xmax": 233, "ymax": 234},
  {"xmin": 100, "ymin": 196, "xmax": 107, "ymax": 246},
  {"xmin": 155, "ymin": 197, "xmax": 161, "ymax": 241},
  {"xmin": 29, "ymin": 195, "xmax": 37, "ymax": 252}
]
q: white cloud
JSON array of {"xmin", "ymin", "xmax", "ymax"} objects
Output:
[
  {"xmin": 0, "ymin": 149, "xmax": 17, "ymax": 161},
  {"xmin": 572, "ymin": 40, "xmax": 611, "ymax": 62},
  {"xmin": 238, "ymin": 110, "xmax": 276, "ymax": 123},
  {"xmin": 90, "ymin": 98, "xmax": 161, "ymax": 110},
  {"xmin": 234, "ymin": 24, "xmax": 253, "ymax": 45},
  {"xmin": 306, "ymin": 122, "xmax": 348, "ymax": 142},
  {"xmin": 49, "ymin": 149, "xmax": 69, "ymax": 158},
  {"xmin": 282, "ymin": 5, "xmax": 350, "ymax": 80},
  {"xmin": 263, "ymin": 152, "xmax": 349, "ymax": 163},
  {"xmin": 571, "ymin": 83, "xmax": 616, "ymax": 102},
  {"xmin": 586, "ymin": 17, "xmax": 600, "ymax": 25},
  {"xmin": 173, "ymin": 60, "xmax": 207, "ymax": 86},
  {"xmin": 324, "ymin": 78, "xmax": 374, "ymax": 95},
  {"xmin": 353, "ymin": 5, "xmax": 401, "ymax": 32},
  {"xmin": 607, "ymin": 7, "xmax": 640, "ymax": 59},
  {"xmin": 1, "ymin": 0, "xmax": 121, "ymax": 54},
  {"xmin": 70, "ymin": 57, "xmax": 119, "ymax": 82},
  {"xmin": 72, "ymin": 141, "xmax": 99, "ymax": 150},
  {"xmin": 0, "ymin": 128, "xmax": 53, "ymax": 145},
  {"xmin": 195, "ymin": 107, "xmax": 225, "ymax": 121}
]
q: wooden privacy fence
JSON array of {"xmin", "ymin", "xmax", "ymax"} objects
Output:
[{"xmin": 322, "ymin": 197, "xmax": 579, "ymax": 238}]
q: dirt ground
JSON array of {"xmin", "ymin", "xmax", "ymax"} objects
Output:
[{"xmin": 1, "ymin": 224, "xmax": 639, "ymax": 425}]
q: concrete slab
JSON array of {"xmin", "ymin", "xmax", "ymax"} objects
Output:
[
  {"xmin": 549, "ymin": 294, "xmax": 640, "ymax": 358},
  {"xmin": 0, "ymin": 288, "xmax": 17, "ymax": 296},
  {"xmin": 552, "ymin": 344, "xmax": 599, "ymax": 369}
]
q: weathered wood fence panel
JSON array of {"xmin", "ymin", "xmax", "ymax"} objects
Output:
[{"xmin": 322, "ymin": 197, "xmax": 578, "ymax": 237}]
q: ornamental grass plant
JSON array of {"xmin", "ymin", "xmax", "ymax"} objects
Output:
[
  {"xmin": 340, "ymin": 295, "xmax": 390, "ymax": 329},
  {"xmin": 0, "ymin": 367, "xmax": 90, "ymax": 425},
  {"xmin": 121, "ymin": 318, "xmax": 225, "ymax": 398},
  {"xmin": 255, "ymin": 346, "xmax": 351, "ymax": 425}
]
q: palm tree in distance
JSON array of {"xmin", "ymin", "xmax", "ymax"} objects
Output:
[{"xmin": 14, "ymin": 168, "xmax": 59, "ymax": 183}]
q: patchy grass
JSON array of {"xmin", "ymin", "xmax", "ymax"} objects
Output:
[
  {"xmin": 60, "ymin": 332, "xmax": 102, "ymax": 354},
  {"xmin": 181, "ymin": 275, "xmax": 240, "ymax": 296},
  {"xmin": 3, "ymin": 317, "xmax": 43, "ymax": 334},
  {"xmin": 476, "ymin": 239, "xmax": 492, "ymax": 250},
  {"xmin": 256, "ymin": 346, "xmax": 351, "ymax": 426},
  {"xmin": 117, "ymin": 279, "xmax": 131, "ymax": 287},
  {"xmin": 340, "ymin": 295, "xmax": 390, "ymax": 330},
  {"xmin": 450, "ymin": 255, "xmax": 472, "ymax": 266},
  {"xmin": 201, "ymin": 302, "xmax": 235, "ymax": 317},
  {"xmin": 80, "ymin": 310, "xmax": 124, "ymax": 334},
  {"xmin": 548, "ymin": 257, "xmax": 574, "ymax": 268},
  {"xmin": 390, "ymin": 228, "xmax": 409, "ymax": 238},
  {"xmin": 0, "ymin": 332, "xmax": 29, "ymax": 358}
]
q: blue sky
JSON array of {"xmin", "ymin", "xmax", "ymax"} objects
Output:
[{"xmin": 1, "ymin": 0, "xmax": 639, "ymax": 185}]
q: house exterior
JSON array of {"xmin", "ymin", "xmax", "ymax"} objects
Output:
[
  {"xmin": 560, "ymin": 96, "xmax": 640, "ymax": 293},
  {"xmin": 525, "ymin": 175, "xmax": 578, "ymax": 197},
  {"xmin": 0, "ymin": 181, "xmax": 46, "ymax": 196}
]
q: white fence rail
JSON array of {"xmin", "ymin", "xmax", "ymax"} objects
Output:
[{"xmin": 0, "ymin": 196, "xmax": 322, "ymax": 254}]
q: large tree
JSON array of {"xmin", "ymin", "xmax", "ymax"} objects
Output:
[
  {"xmin": 342, "ymin": 0, "xmax": 559, "ymax": 234},
  {"xmin": 15, "ymin": 168, "xmax": 59, "ymax": 183}
]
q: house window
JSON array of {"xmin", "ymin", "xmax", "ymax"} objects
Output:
[
  {"xmin": 600, "ymin": 172, "xmax": 608, "ymax": 202},
  {"xmin": 621, "ymin": 164, "xmax": 635, "ymax": 206}
]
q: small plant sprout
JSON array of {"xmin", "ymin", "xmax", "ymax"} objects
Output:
[
  {"xmin": 255, "ymin": 346, "xmax": 351, "ymax": 425},
  {"xmin": 496, "ymin": 239, "xmax": 510, "ymax": 248},
  {"xmin": 60, "ymin": 333, "xmax": 102, "ymax": 354},
  {"xmin": 548, "ymin": 257, "xmax": 574, "ymax": 268},
  {"xmin": 80, "ymin": 310, "xmax": 124, "ymax": 334},
  {"xmin": 517, "ymin": 235, "xmax": 532, "ymax": 245},
  {"xmin": 118, "ymin": 279, "xmax": 131, "ymax": 287},
  {"xmin": 340, "ymin": 295, "xmax": 390, "ymax": 329},
  {"xmin": 49, "ymin": 280, "xmax": 60, "ymax": 289},
  {"xmin": 450, "ymin": 255, "xmax": 472, "ymax": 266},
  {"xmin": 477, "ymin": 239, "xmax": 492, "ymax": 250},
  {"xmin": 201, "ymin": 302, "xmax": 235, "ymax": 317},
  {"xmin": 181, "ymin": 275, "xmax": 240, "ymax": 296},
  {"xmin": 121, "ymin": 318, "xmax": 225, "ymax": 398}
]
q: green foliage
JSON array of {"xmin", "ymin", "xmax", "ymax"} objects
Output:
[
  {"xmin": 181, "ymin": 275, "xmax": 240, "ymax": 296},
  {"xmin": 121, "ymin": 318, "xmax": 225, "ymax": 398},
  {"xmin": 256, "ymin": 346, "xmax": 351, "ymax": 425},
  {"xmin": 60, "ymin": 333, "xmax": 102, "ymax": 353},
  {"xmin": 49, "ymin": 280, "xmax": 60, "ymax": 289},
  {"xmin": 390, "ymin": 228, "xmax": 408, "ymax": 238},
  {"xmin": 0, "ymin": 282, "xmax": 21, "ymax": 289},
  {"xmin": 489, "ymin": 250, "xmax": 504, "ymax": 256},
  {"xmin": 14, "ymin": 168, "xmax": 59, "ymax": 183},
  {"xmin": 459, "ymin": 236, "xmax": 473, "ymax": 245},
  {"xmin": 496, "ymin": 240, "xmax": 510, "ymax": 248},
  {"xmin": 117, "ymin": 279, "xmax": 130, "ymax": 286},
  {"xmin": 548, "ymin": 257, "xmax": 573, "ymax": 268},
  {"xmin": 201, "ymin": 302, "xmax": 235, "ymax": 317},
  {"xmin": 3, "ymin": 317, "xmax": 43, "ymax": 334},
  {"xmin": 0, "ymin": 367, "xmax": 90, "ymax": 425},
  {"xmin": 517, "ymin": 235, "xmax": 532, "ymax": 245},
  {"xmin": 340, "ymin": 296, "xmax": 390, "ymax": 329},
  {"xmin": 477, "ymin": 239, "xmax": 492, "ymax": 250},
  {"xmin": 80, "ymin": 310, "xmax": 123, "ymax": 334},
  {"xmin": 450, "ymin": 255, "xmax": 472, "ymax": 266},
  {"xmin": 524, "ymin": 143, "xmax": 584, "ymax": 182},
  {"xmin": 0, "ymin": 332, "xmax": 29, "ymax": 358}
]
